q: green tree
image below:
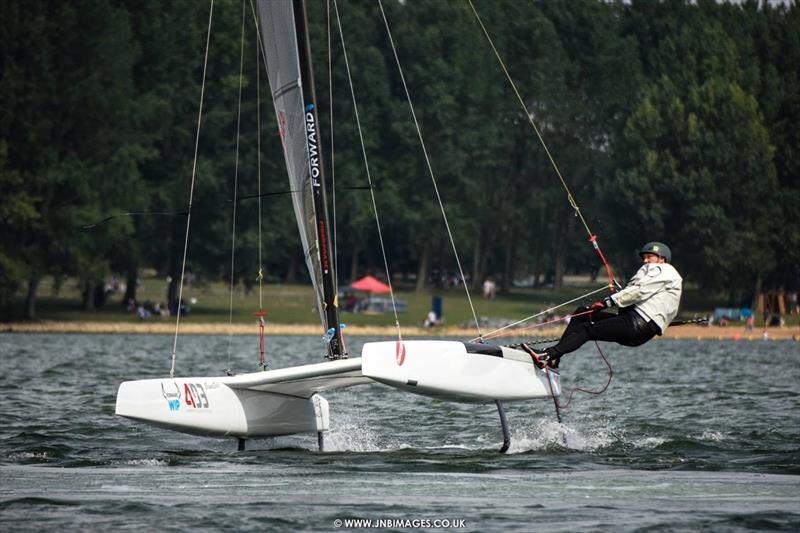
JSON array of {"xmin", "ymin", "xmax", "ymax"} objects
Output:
[
  {"xmin": 613, "ymin": 6, "xmax": 779, "ymax": 296},
  {"xmin": 0, "ymin": 0, "xmax": 145, "ymax": 317}
]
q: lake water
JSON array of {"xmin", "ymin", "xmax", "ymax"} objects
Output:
[{"xmin": 1, "ymin": 333, "xmax": 798, "ymax": 531}]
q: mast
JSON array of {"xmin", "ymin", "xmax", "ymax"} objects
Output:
[{"xmin": 292, "ymin": 0, "xmax": 344, "ymax": 358}]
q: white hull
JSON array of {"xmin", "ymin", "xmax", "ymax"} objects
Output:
[
  {"xmin": 116, "ymin": 378, "xmax": 329, "ymax": 438},
  {"xmin": 361, "ymin": 340, "xmax": 558, "ymax": 403},
  {"xmin": 115, "ymin": 358, "xmax": 367, "ymax": 438}
]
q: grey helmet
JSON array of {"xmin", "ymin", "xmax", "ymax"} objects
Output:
[{"xmin": 639, "ymin": 241, "xmax": 671, "ymax": 262}]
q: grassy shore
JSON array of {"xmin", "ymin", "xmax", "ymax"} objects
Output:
[
  {"xmin": 6, "ymin": 276, "xmax": 620, "ymax": 326},
  {"xmin": 3, "ymin": 276, "xmax": 797, "ymax": 341},
  {"xmin": 2, "ymin": 321, "xmax": 798, "ymax": 341}
]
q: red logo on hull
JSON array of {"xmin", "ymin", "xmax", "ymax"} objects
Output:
[{"xmin": 396, "ymin": 341, "xmax": 406, "ymax": 366}]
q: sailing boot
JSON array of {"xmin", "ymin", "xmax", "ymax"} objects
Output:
[
  {"xmin": 520, "ymin": 343, "xmax": 554, "ymax": 369},
  {"xmin": 544, "ymin": 349, "xmax": 560, "ymax": 369}
]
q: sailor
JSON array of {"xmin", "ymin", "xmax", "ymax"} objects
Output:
[{"xmin": 536, "ymin": 242, "xmax": 682, "ymax": 367}]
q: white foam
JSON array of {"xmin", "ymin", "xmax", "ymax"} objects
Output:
[
  {"xmin": 507, "ymin": 419, "xmax": 617, "ymax": 453},
  {"xmin": 120, "ymin": 458, "xmax": 170, "ymax": 467},
  {"xmin": 698, "ymin": 430, "xmax": 726, "ymax": 442},
  {"xmin": 631, "ymin": 436, "xmax": 667, "ymax": 448},
  {"xmin": 9, "ymin": 451, "xmax": 51, "ymax": 460},
  {"xmin": 428, "ymin": 443, "xmax": 476, "ymax": 451},
  {"xmin": 324, "ymin": 416, "xmax": 383, "ymax": 452}
]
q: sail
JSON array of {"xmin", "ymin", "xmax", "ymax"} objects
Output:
[{"xmin": 258, "ymin": 0, "xmax": 326, "ymax": 328}]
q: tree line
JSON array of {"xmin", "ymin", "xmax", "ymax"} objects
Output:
[{"xmin": 1, "ymin": 0, "xmax": 798, "ymax": 319}]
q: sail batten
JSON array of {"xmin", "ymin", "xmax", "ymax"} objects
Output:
[{"xmin": 274, "ymin": 80, "xmax": 301, "ymax": 99}]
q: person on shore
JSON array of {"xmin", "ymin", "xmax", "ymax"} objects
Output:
[
  {"xmin": 423, "ymin": 309, "xmax": 439, "ymax": 328},
  {"xmin": 533, "ymin": 242, "xmax": 683, "ymax": 368}
]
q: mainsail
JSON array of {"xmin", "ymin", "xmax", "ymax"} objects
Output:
[{"xmin": 258, "ymin": 0, "xmax": 343, "ymax": 357}]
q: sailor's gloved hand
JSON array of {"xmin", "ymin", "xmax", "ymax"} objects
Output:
[{"xmin": 590, "ymin": 296, "xmax": 614, "ymax": 310}]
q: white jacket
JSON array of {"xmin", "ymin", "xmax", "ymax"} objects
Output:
[{"xmin": 610, "ymin": 263, "xmax": 682, "ymax": 334}]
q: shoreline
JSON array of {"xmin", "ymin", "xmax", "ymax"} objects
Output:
[{"xmin": 1, "ymin": 321, "xmax": 798, "ymax": 341}]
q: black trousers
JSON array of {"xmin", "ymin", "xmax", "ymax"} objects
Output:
[{"xmin": 546, "ymin": 306, "xmax": 660, "ymax": 359}]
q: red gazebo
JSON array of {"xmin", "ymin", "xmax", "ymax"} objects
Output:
[{"xmin": 350, "ymin": 275, "xmax": 391, "ymax": 294}]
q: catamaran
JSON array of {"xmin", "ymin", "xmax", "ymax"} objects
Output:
[{"xmin": 116, "ymin": 0, "xmax": 562, "ymax": 453}]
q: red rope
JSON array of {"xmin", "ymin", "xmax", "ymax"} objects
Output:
[
  {"xmin": 589, "ymin": 234, "xmax": 617, "ymax": 292},
  {"xmin": 517, "ymin": 309, "xmax": 595, "ymax": 332},
  {"xmin": 519, "ymin": 312, "xmax": 614, "ymax": 410},
  {"xmin": 529, "ymin": 235, "xmax": 617, "ymax": 407},
  {"xmin": 551, "ymin": 340, "xmax": 613, "ymax": 409},
  {"xmin": 255, "ymin": 310, "xmax": 267, "ymax": 367}
]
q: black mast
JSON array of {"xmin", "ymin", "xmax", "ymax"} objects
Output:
[{"xmin": 293, "ymin": 0, "xmax": 344, "ymax": 359}]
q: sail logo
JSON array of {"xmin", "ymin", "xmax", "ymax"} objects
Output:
[
  {"xmin": 277, "ymin": 111, "xmax": 288, "ymax": 151},
  {"xmin": 318, "ymin": 219, "xmax": 330, "ymax": 273},
  {"xmin": 161, "ymin": 382, "xmax": 181, "ymax": 412},
  {"xmin": 304, "ymin": 104, "xmax": 321, "ymax": 187},
  {"xmin": 183, "ymin": 383, "xmax": 210, "ymax": 409}
]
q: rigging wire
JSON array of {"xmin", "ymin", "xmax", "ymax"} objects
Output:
[
  {"xmin": 236, "ymin": 189, "xmax": 295, "ymax": 200},
  {"xmin": 333, "ymin": 0, "xmax": 403, "ymax": 340},
  {"xmin": 248, "ymin": 0, "xmax": 270, "ymax": 78},
  {"xmin": 255, "ymin": 5, "xmax": 267, "ymax": 369},
  {"xmin": 517, "ymin": 308, "xmax": 594, "ymax": 333},
  {"xmin": 249, "ymin": 0, "xmax": 284, "ymax": 367},
  {"xmin": 81, "ymin": 191, "xmax": 300, "ymax": 231},
  {"xmin": 226, "ymin": 0, "xmax": 247, "ymax": 372},
  {"xmin": 81, "ymin": 211, "xmax": 188, "ymax": 230},
  {"xmin": 170, "ymin": 0, "xmax": 215, "ymax": 379},
  {"xmin": 465, "ymin": 0, "xmax": 617, "ymax": 291},
  {"xmin": 465, "ymin": 1, "xmax": 620, "ymax": 412},
  {"xmin": 256, "ymin": 8, "xmax": 263, "ymax": 313},
  {"xmin": 471, "ymin": 285, "xmax": 608, "ymax": 341},
  {"xmin": 377, "ymin": 0, "xmax": 482, "ymax": 338}
]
